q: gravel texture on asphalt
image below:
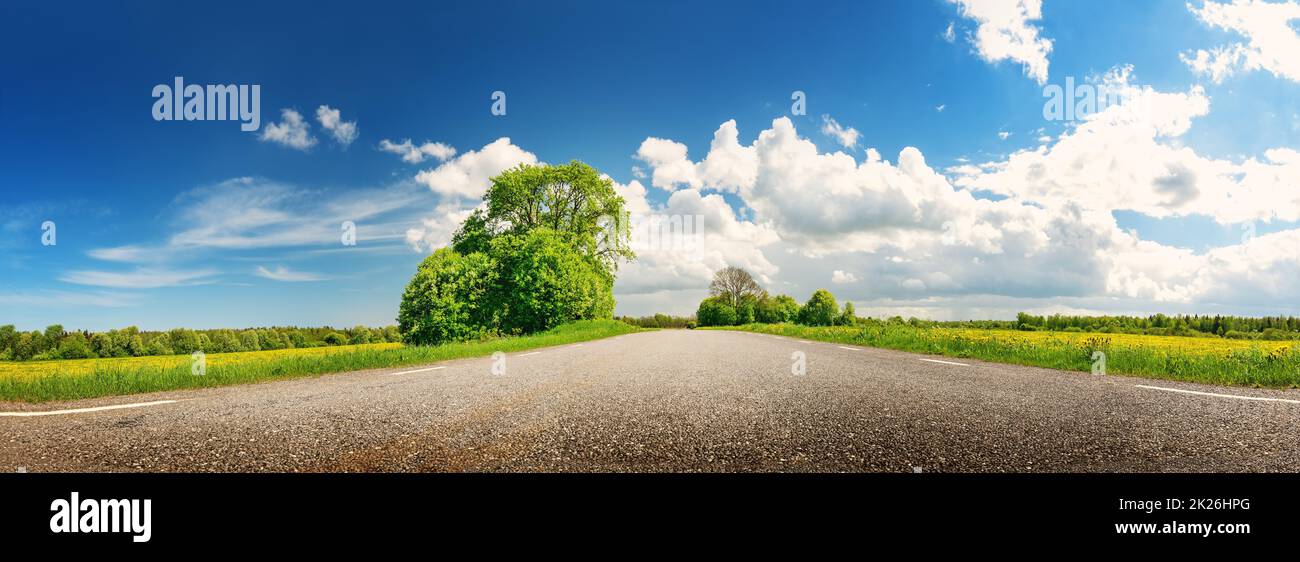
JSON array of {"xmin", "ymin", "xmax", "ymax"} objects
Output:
[{"xmin": 3, "ymin": 329, "xmax": 1300, "ymax": 472}]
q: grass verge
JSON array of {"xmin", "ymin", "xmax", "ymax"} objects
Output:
[
  {"xmin": 0, "ymin": 320, "xmax": 640, "ymax": 403},
  {"xmin": 711, "ymin": 323, "xmax": 1300, "ymax": 388}
]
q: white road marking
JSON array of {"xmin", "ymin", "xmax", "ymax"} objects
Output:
[
  {"xmin": 837, "ymin": 346, "xmax": 860, "ymax": 351},
  {"xmin": 569, "ymin": 343, "xmax": 584, "ymax": 348},
  {"xmin": 1136, "ymin": 384, "xmax": 1300, "ymax": 405},
  {"xmin": 0, "ymin": 399, "xmax": 184, "ymax": 417},
  {"xmin": 918, "ymin": 358, "xmax": 969, "ymax": 366},
  {"xmin": 798, "ymin": 340, "xmax": 813, "ymax": 344},
  {"xmin": 391, "ymin": 366, "xmax": 446, "ymax": 375},
  {"xmin": 519, "ymin": 351, "xmax": 542, "ymax": 357}
]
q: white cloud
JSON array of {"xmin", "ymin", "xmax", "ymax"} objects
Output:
[
  {"xmin": 316, "ymin": 105, "xmax": 358, "ymax": 147},
  {"xmin": 404, "ymin": 201, "xmax": 479, "ymax": 252},
  {"xmin": 820, "ymin": 115, "xmax": 861, "ymax": 148},
  {"xmin": 949, "ymin": 0, "xmax": 1053, "ymax": 84},
  {"xmin": 936, "ymin": 104, "xmax": 947, "ymax": 112},
  {"xmin": 997, "ymin": 130, "xmax": 1011, "ymax": 140},
  {"xmin": 259, "ymin": 109, "xmax": 317, "ymax": 150},
  {"xmin": 0, "ymin": 290, "xmax": 140, "ymax": 308},
  {"xmin": 1183, "ymin": 0, "xmax": 1300, "ymax": 83},
  {"xmin": 379, "ymin": 139, "xmax": 456, "ymax": 164},
  {"xmin": 60, "ymin": 268, "xmax": 218, "ymax": 289},
  {"xmin": 254, "ymin": 265, "xmax": 328, "ymax": 282},
  {"xmin": 951, "ymin": 68, "xmax": 1300, "ymax": 224},
  {"xmin": 414, "ymin": 138, "xmax": 538, "ymax": 200},
  {"xmin": 943, "ymin": 21, "xmax": 957, "ymax": 43},
  {"xmin": 635, "ymin": 136, "xmax": 701, "ymax": 190},
  {"xmin": 832, "ymin": 270, "xmax": 859, "ymax": 284}
]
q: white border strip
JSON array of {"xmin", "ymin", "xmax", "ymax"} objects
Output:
[
  {"xmin": 391, "ymin": 366, "xmax": 446, "ymax": 376},
  {"xmin": 918, "ymin": 358, "xmax": 970, "ymax": 366},
  {"xmin": 518, "ymin": 351, "xmax": 542, "ymax": 357},
  {"xmin": 836, "ymin": 346, "xmax": 860, "ymax": 351},
  {"xmin": 0, "ymin": 399, "xmax": 183, "ymax": 417},
  {"xmin": 1136, "ymin": 384, "xmax": 1300, "ymax": 404}
]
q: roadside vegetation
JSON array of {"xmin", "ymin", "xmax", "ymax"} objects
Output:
[
  {"xmin": 694, "ymin": 266, "xmax": 1300, "ymax": 388},
  {"xmin": 0, "ymin": 320, "xmax": 639, "ymax": 403},
  {"xmin": 0, "ymin": 324, "xmax": 400, "ymax": 362}
]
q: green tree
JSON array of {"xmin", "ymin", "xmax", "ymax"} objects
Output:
[
  {"xmin": 452, "ymin": 161, "xmax": 634, "ymax": 274},
  {"xmin": 169, "ymin": 328, "xmax": 201, "ymax": 354},
  {"xmin": 398, "ymin": 248, "xmax": 500, "ymax": 345},
  {"xmin": 90, "ymin": 332, "xmax": 116, "ymax": 358},
  {"xmin": 12, "ymin": 333, "xmax": 36, "ymax": 360},
  {"xmin": 56, "ymin": 333, "xmax": 95, "ymax": 359},
  {"xmin": 238, "ymin": 330, "xmax": 261, "ymax": 352},
  {"xmin": 146, "ymin": 333, "xmax": 175, "ymax": 356},
  {"xmin": 489, "ymin": 228, "xmax": 615, "ymax": 334},
  {"xmin": 708, "ymin": 266, "xmax": 763, "ymax": 310},
  {"xmin": 798, "ymin": 289, "xmax": 839, "ymax": 326},
  {"xmin": 323, "ymin": 332, "xmax": 347, "ymax": 346},
  {"xmin": 838, "ymin": 301, "xmax": 857, "ymax": 326},
  {"xmin": 0, "ymin": 325, "xmax": 16, "ymax": 359},
  {"xmin": 696, "ymin": 297, "xmax": 738, "ymax": 327}
]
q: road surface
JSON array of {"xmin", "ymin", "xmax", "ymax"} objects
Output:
[{"xmin": 3, "ymin": 329, "xmax": 1300, "ymax": 472}]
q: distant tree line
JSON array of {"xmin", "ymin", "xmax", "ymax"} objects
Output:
[
  {"xmin": 695, "ymin": 267, "xmax": 856, "ymax": 328},
  {"xmin": 1013, "ymin": 313, "xmax": 1300, "ymax": 340},
  {"xmin": 616, "ymin": 314, "xmax": 695, "ymax": 329},
  {"xmin": 0, "ymin": 324, "xmax": 401, "ymax": 361}
]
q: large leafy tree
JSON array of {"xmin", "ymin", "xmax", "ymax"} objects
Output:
[
  {"xmin": 401, "ymin": 161, "xmax": 631, "ymax": 345},
  {"xmin": 453, "ymin": 161, "xmax": 633, "ymax": 275},
  {"xmin": 708, "ymin": 266, "xmax": 763, "ymax": 309}
]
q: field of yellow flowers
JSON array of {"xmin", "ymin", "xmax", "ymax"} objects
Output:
[
  {"xmin": 0, "ymin": 320, "xmax": 639, "ymax": 402},
  {"xmin": 724, "ymin": 324, "xmax": 1300, "ymax": 388}
]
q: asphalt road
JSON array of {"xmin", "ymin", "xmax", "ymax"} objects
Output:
[{"xmin": 3, "ymin": 329, "xmax": 1300, "ymax": 472}]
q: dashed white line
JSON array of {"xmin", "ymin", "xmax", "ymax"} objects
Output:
[
  {"xmin": 798, "ymin": 340, "xmax": 813, "ymax": 344},
  {"xmin": 391, "ymin": 366, "xmax": 446, "ymax": 376},
  {"xmin": 0, "ymin": 399, "xmax": 184, "ymax": 417},
  {"xmin": 918, "ymin": 358, "xmax": 969, "ymax": 366},
  {"xmin": 837, "ymin": 346, "xmax": 860, "ymax": 351},
  {"xmin": 1136, "ymin": 384, "xmax": 1300, "ymax": 404},
  {"xmin": 519, "ymin": 351, "xmax": 542, "ymax": 357}
]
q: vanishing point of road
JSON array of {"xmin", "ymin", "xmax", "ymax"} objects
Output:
[{"xmin": 4, "ymin": 329, "xmax": 1300, "ymax": 472}]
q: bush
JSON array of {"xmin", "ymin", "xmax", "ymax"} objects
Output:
[
  {"xmin": 398, "ymin": 248, "xmax": 500, "ymax": 345},
  {"xmin": 798, "ymin": 289, "xmax": 839, "ymax": 326},
  {"xmin": 323, "ymin": 332, "xmax": 347, "ymax": 346},
  {"xmin": 697, "ymin": 297, "xmax": 738, "ymax": 327},
  {"xmin": 490, "ymin": 228, "xmax": 614, "ymax": 334},
  {"xmin": 756, "ymin": 294, "xmax": 800, "ymax": 323}
]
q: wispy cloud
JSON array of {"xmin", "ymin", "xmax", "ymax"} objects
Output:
[
  {"xmin": 378, "ymin": 138, "xmax": 456, "ymax": 164},
  {"xmin": 254, "ymin": 265, "xmax": 328, "ymax": 282},
  {"xmin": 820, "ymin": 115, "xmax": 860, "ymax": 149},
  {"xmin": 0, "ymin": 290, "xmax": 140, "ymax": 308},
  {"xmin": 59, "ymin": 267, "xmax": 218, "ymax": 289}
]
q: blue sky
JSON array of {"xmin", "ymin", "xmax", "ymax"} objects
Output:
[{"xmin": 3, "ymin": 0, "xmax": 1300, "ymax": 330}]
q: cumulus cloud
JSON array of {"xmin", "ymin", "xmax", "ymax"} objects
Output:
[
  {"xmin": 316, "ymin": 105, "xmax": 358, "ymax": 147},
  {"xmin": 832, "ymin": 270, "xmax": 860, "ymax": 284},
  {"xmin": 1182, "ymin": 0, "xmax": 1300, "ymax": 83},
  {"xmin": 379, "ymin": 139, "xmax": 456, "ymax": 164},
  {"xmin": 949, "ymin": 0, "xmax": 1053, "ymax": 84},
  {"xmin": 414, "ymin": 138, "xmax": 538, "ymax": 200},
  {"xmin": 950, "ymin": 67, "xmax": 1300, "ymax": 224},
  {"xmin": 260, "ymin": 109, "xmax": 317, "ymax": 150},
  {"xmin": 629, "ymin": 102, "xmax": 1300, "ymax": 314}
]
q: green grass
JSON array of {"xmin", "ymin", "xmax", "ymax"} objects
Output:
[
  {"xmin": 0, "ymin": 320, "xmax": 641, "ymax": 403},
  {"xmin": 710, "ymin": 323, "xmax": 1300, "ymax": 388}
]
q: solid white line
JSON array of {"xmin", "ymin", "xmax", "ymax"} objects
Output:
[
  {"xmin": 391, "ymin": 366, "xmax": 446, "ymax": 375},
  {"xmin": 518, "ymin": 351, "xmax": 542, "ymax": 357},
  {"xmin": 0, "ymin": 399, "xmax": 183, "ymax": 417},
  {"xmin": 1136, "ymin": 384, "xmax": 1300, "ymax": 405},
  {"xmin": 837, "ymin": 346, "xmax": 860, "ymax": 351},
  {"xmin": 918, "ymin": 358, "xmax": 969, "ymax": 366},
  {"xmin": 798, "ymin": 340, "xmax": 813, "ymax": 344}
]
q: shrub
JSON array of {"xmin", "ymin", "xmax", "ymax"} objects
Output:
[
  {"xmin": 398, "ymin": 248, "xmax": 500, "ymax": 345},
  {"xmin": 798, "ymin": 289, "xmax": 839, "ymax": 326},
  {"xmin": 55, "ymin": 333, "xmax": 95, "ymax": 359},
  {"xmin": 490, "ymin": 228, "xmax": 614, "ymax": 334},
  {"xmin": 697, "ymin": 297, "xmax": 738, "ymax": 327},
  {"xmin": 322, "ymin": 332, "xmax": 347, "ymax": 346}
]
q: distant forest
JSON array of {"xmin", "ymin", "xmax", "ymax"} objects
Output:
[{"xmin": 0, "ymin": 324, "xmax": 399, "ymax": 361}]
